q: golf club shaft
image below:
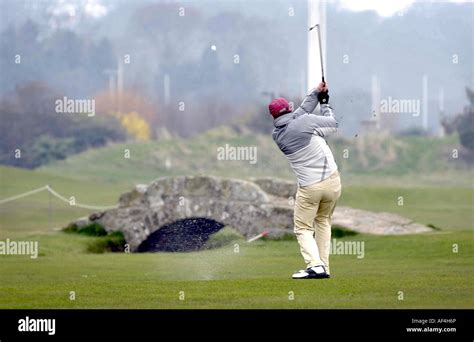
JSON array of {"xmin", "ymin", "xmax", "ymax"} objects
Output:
[{"xmin": 316, "ymin": 24, "xmax": 325, "ymax": 84}]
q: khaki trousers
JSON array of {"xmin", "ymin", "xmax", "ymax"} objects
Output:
[{"xmin": 294, "ymin": 171, "xmax": 341, "ymax": 273}]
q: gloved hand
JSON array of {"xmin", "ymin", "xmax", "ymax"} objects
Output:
[
  {"xmin": 317, "ymin": 81, "xmax": 328, "ymax": 92},
  {"xmin": 318, "ymin": 90, "xmax": 329, "ymax": 104}
]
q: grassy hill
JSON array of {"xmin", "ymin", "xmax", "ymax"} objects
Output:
[
  {"xmin": 0, "ymin": 131, "xmax": 473, "ymax": 309},
  {"xmin": 1, "ymin": 163, "xmax": 472, "ymax": 234},
  {"xmin": 0, "ymin": 165, "xmax": 472, "ymax": 308},
  {"xmin": 0, "ymin": 166, "xmax": 122, "ymax": 238},
  {"xmin": 38, "ymin": 127, "xmax": 473, "ymax": 187},
  {"xmin": 1, "ymin": 128, "xmax": 472, "ymax": 236}
]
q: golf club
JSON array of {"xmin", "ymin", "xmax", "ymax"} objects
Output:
[{"xmin": 309, "ymin": 24, "xmax": 325, "ymax": 85}]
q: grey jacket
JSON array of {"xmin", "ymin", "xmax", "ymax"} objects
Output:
[{"xmin": 272, "ymin": 88, "xmax": 339, "ymax": 187}]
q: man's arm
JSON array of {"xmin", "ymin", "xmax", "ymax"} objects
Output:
[
  {"xmin": 307, "ymin": 84, "xmax": 338, "ymax": 137},
  {"xmin": 320, "ymin": 103, "xmax": 335, "ymax": 117},
  {"xmin": 308, "ymin": 105, "xmax": 338, "ymax": 137},
  {"xmin": 293, "ymin": 82, "xmax": 328, "ymax": 118},
  {"xmin": 293, "ymin": 88, "xmax": 319, "ymax": 118}
]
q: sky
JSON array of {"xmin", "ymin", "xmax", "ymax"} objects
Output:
[
  {"xmin": 338, "ymin": 0, "xmax": 470, "ymax": 17},
  {"xmin": 337, "ymin": 0, "xmax": 417, "ymax": 17},
  {"xmin": 47, "ymin": 0, "xmax": 472, "ymax": 20}
]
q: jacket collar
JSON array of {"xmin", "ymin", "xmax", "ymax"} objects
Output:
[{"xmin": 273, "ymin": 112, "xmax": 294, "ymax": 127}]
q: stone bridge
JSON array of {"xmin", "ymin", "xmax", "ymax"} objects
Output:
[{"xmin": 73, "ymin": 176, "xmax": 432, "ymax": 252}]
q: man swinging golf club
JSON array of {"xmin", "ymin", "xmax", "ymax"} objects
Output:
[{"xmin": 269, "ymin": 82, "xmax": 341, "ymax": 279}]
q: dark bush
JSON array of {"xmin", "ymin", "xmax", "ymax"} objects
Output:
[
  {"xmin": 457, "ymin": 109, "xmax": 474, "ymax": 151},
  {"xmin": 87, "ymin": 232, "xmax": 126, "ymax": 253},
  {"xmin": 63, "ymin": 222, "xmax": 107, "ymax": 236},
  {"xmin": 331, "ymin": 225, "xmax": 358, "ymax": 238},
  {"xmin": 64, "ymin": 222, "xmax": 125, "ymax": 253},
  {"xmin": 398, "ymin": 127, "xmax": 428, "ymax": 137}
]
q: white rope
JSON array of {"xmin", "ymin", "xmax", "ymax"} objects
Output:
[
  {"xmin": 46, "ymin": 186, "xmax": 116, "ymax": 210},
  {"xmin": 0, "ymin": 185, "xmax": 48, "ymax": 204},
  {"xmin": 0, "ymin": 185, "xmax": 116, "ymax": 210}
]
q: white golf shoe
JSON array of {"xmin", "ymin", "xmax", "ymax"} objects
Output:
[{"xmin": 292, "ymin": 265, "xmax": 330, "ymax": 279}]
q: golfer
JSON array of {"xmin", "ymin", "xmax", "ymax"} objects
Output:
[{"xmin": 269, "ymin": 82, "xmax": 341, "ymax": 279}]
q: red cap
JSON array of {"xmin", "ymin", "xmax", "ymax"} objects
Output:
[{"xmin": 268, "ymin": 97, "xmax": 290, "ymax": 118}]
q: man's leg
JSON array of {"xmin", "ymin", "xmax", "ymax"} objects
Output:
[
  {"xmin": 314, "ymin": 174, "xmax": 341, "ymax": 274},
  {"xmin": 294, "ymin": 186, "xmax": 324, "ymax": 268}
]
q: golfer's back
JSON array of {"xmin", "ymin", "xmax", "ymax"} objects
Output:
[{"xmin": 272, "ymin": 107, "xmax": 338, "ymax": 187}]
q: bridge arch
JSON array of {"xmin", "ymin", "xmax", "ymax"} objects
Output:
[
  {"xmin": 73, "ymin": 176, "xmax": 433, "ymax": 252},
  {"xmin": 89, "ymin": 176, "xmax": 293, "ymax": 251},
  {"xmin": 137, "ymin": 217, "xmax": 225, "ymax": 252}
]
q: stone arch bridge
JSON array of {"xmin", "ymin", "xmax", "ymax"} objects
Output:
[{"xmin": 73, "ymin": 176, "xmax": 431, "ymax": 252}]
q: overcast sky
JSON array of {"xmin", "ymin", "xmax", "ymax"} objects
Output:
[
  {"xmin": 43, "ymin": 0, "xmax": 472, "ymax": 20},
  {"xmin": 338, "ymin": 0, "xmax": 469, "ymax": 17}
]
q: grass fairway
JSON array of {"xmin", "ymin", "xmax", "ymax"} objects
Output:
[
  {"xmin": 0, "ymin": 165, "xmax": 473, "ymax": 308},
  {"xmin": 0, "ymin": 232, "xmax": 472, "ymax": 308}
]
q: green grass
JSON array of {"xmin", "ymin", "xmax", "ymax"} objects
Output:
[
  {"xmin": 201, "ymin": 226, "xmax": 243, "ymax": 250},
  {"xmin": 37, "ymin": 130, "xmax": 473, "ymax": 187},
  {"xmin": 1, "ymin": 132, "xmax": 473, "ymax": 309},
  {"xmin": 339, "ymin": 187, "xmax": 473, "ymax": 231},
  {"xmin": 0, "ymin": 166, "xmax": 127, "ymax": 238},
  {"xmin": 0, "ymin": 231, "xmax": 472, "ymax": 308}
]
